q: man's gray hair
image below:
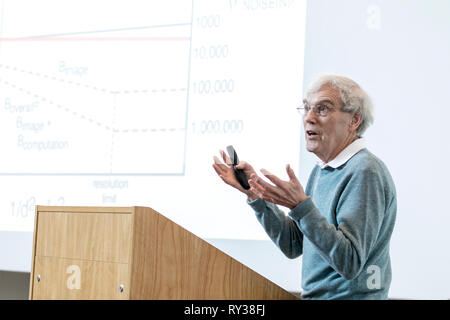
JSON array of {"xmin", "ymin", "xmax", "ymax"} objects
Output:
[{"xmin": 306, "ymin": 74, "xmax": 374, "ymax": 136}]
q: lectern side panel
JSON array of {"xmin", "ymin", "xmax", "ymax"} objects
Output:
[
  {"xmin": 129, "ymin": 207, "xmax": 297, "ymax": 300},
  {"xmin": 31, "ymin": 256, "xmax": 129, "ymax": 300},
  {"xmin": 150, "ymin": 218, "xmax": 296, "ymax": 299},
  {"xmin": 35, "ymin": 211, "xmax": 132, "ymax": 263},
  {"xmin": 130, "ymin": 206, "xmax": 204, "ymax": 299}
]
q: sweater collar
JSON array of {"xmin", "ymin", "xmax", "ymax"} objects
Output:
[{"xmin": 317, "ymin": 138, "xmax": 366, "ymax": 169}]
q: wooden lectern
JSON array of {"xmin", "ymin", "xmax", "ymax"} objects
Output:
[{"xmin": 29, "ymin": 206, "xmax": 298, "ymax": 300}]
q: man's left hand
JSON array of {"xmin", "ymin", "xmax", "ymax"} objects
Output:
[{"xmin": 248, "ymin": 164, "xmax": 308, "ymax": 210}]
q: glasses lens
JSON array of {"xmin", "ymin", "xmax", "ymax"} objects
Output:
[
  {"xmin": 303, "ymin": 104, "xmax": 311, "ymax": 115},
  {"xmin": 317, "ymin": 105, "xmax": 326, "ymax": 116}
]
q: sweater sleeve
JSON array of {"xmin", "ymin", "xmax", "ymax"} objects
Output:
[
  {"xmin": 289, "ymin": 166, "xmax": 388, "ymax": 280},
  {"xmin": 248, "ymin": 198, "xmax": 303, "ymax": 259}
]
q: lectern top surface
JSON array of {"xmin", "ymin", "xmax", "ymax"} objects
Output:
[{"xmin": 36, "ymin": 206, "xmax": 134, "ymax": 214}]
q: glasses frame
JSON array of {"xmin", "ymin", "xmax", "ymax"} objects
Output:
[{"xmin": 296, "ymin": 102, "xmax": 338, "ymax": 117}]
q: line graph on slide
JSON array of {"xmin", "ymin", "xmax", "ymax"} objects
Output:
[{"xmin": 0, "ymin": 1, "xmax": 193, "ymax": 175}]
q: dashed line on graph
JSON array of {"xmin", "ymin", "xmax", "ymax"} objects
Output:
[
  {"xmin": 0, "ymin": 64, "xmax": 187, "ymax": 95},
  {"xmin": 0, "ymin": 78, "xmax": 186, "ymax": 134}
]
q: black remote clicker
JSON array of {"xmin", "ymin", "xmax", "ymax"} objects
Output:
[{"xmin": 226, "ymin": 145, "xmax": 250, "ymax": 190}]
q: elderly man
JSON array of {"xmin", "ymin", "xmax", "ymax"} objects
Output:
[{"xmin": 212, "ymin": 74, "xmax": 397, "ymax": 300}]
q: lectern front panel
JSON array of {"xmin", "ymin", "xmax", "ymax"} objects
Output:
[
  {"xmin": 32, "ymin": 256, "xmax": 129, "ymax": 300},
  {"xmin": 30, "ymin": 207, "xmax": 134, "ymax": 300}
]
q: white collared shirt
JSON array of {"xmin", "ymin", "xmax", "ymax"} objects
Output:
[{"xmin": 317, "ymin": 138, "xmax": 366, "ymax": 169}]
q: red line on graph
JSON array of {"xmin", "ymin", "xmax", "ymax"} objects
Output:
[{"xmin": 0, "ymin": 36, "xmax": 191, "ymax": 42}]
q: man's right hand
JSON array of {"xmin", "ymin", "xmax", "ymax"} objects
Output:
[{"xmin": 212, "ymin": 150, "xmax": 259, "ymax": 201}]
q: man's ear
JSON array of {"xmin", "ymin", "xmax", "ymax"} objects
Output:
[{"xmin": 350, "ymin": 112, "xmax": 362, "ymax": 131}]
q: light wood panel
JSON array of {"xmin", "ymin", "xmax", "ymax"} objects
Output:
[
  {"xmin": 129, "ymin": 206, "xmax": 296, "ymax": 299},
  {"xmin": 32, "ymin": 256, "xmax": 129, "ymax": 300},
  {"xmin": 35, "ymin": 211, "xmax": 132, "ymax": 263},
  {"xmin": 30, "ymin": 206, "xmax": 298, "ymax": 300}
]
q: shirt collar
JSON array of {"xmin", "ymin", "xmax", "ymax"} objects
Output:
[{"xmin": 317, "ymin": 138, "xmax": 366, "ymax": 169}]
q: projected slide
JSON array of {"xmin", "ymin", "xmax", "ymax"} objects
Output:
[{"xmin": 0, "ymin": 0, "xmax": 306, "ymax": 241}]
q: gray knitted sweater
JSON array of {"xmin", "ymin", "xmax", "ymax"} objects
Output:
[{"xmin": 248, "ymin": 148, "xmax": 397, "ymax": 299}]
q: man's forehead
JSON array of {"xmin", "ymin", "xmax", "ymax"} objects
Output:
[{"xmin": 306, "ymin": 85, "xmax": 342, "ymax": 105}]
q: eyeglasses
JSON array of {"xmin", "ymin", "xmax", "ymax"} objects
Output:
[{"xmin": 296, "ymin": 103, "xmax": 336, "ymax": 117}]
